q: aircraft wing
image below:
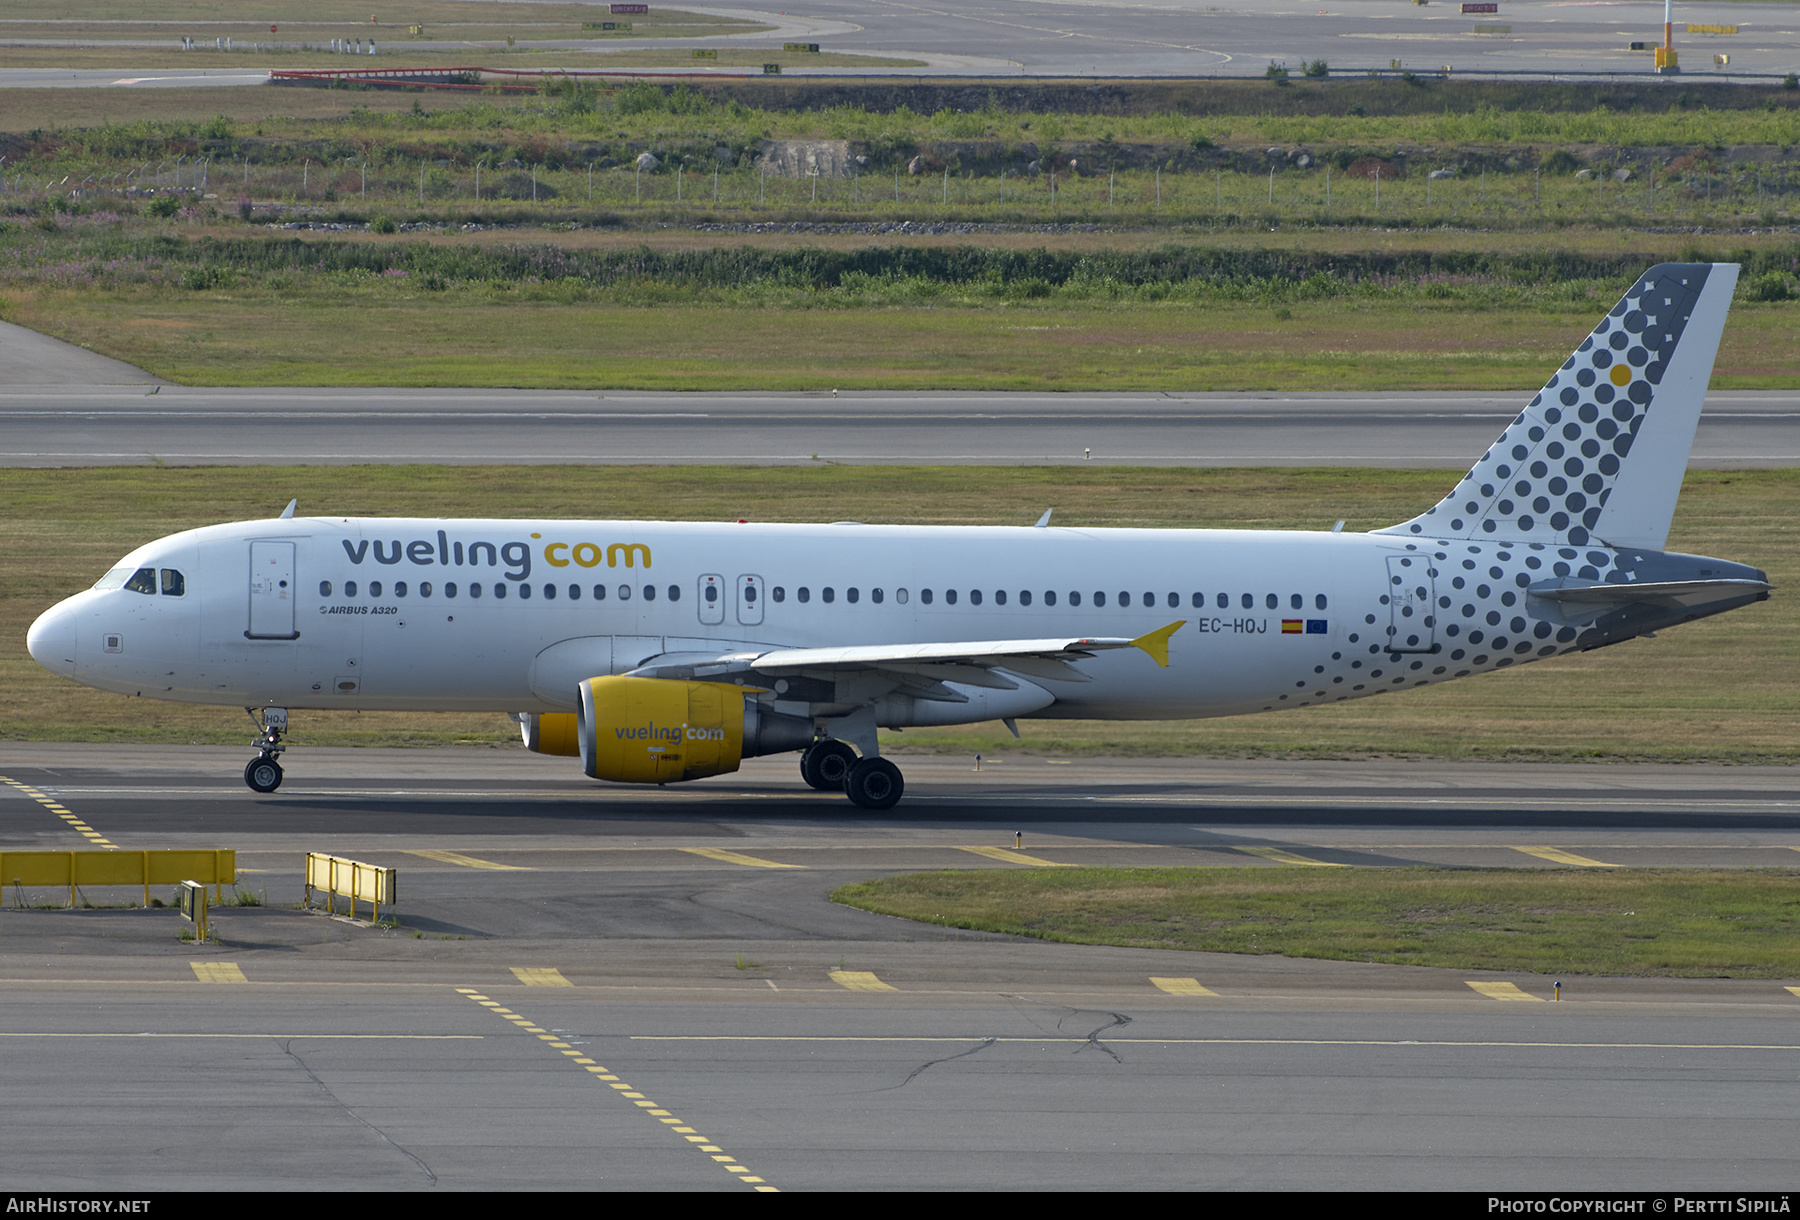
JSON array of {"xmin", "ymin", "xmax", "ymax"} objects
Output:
[{"xmin": 626, "ymin": 622, "xmax": 1186, "ymax": 702}]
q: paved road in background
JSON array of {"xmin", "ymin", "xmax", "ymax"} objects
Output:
[
  {"xmin": 2, "ymin": 0, "xmax": 1795, "ymax": 81},
  {"xmin": 1, "ymin": 745, "xmax": 1797, "ymax": 1190},
  {"xmin": 3, "ymin": 384, "xmax": 1795, "ymax": 467}
]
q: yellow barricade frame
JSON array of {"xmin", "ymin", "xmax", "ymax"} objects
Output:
[
  {"xmin": 305, "ymin": 852, "xmax": 397, "ymax": 921},
  {"xmin": 0, "ymin": 849, "xmax": 235, "ymax": 908}
]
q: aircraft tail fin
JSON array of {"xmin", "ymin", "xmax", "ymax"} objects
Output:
[{"xmin": 1377, "ymin": 263, "xmax": 1738, "ymax": 551}]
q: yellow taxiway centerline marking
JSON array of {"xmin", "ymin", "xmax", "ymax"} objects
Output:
[
  {"xmin": 829, "ymin": 970, "xmax": 897, "ymax": 992},
  {"xmin": 511, "ymin": 967, "xmax": 573, "ymax": 987},
  {"xmin": 1, "ymin": 775, "xmax": 119, "ymax": 849},
  {"xmin": 405, "ymin": 849, "xmax": 529, "ymax": 870},
  {"xmin": 957, "ymin": 845, "xmax": 1073, "ymax": 867},
  {"xmin": 1466, "ymin": 981, "xmax": 1544, "ymax": 1001},
  {"xmin": 1785, "ymin": 987, "xmax": 1800, "ymax": 999},
  {"xmin": 681, "ymin": 847, "xmax": 803, "ymax": 869},
  {"xmin": 1150, "ymin": 977, "xmax": 1219, "ymax": 997},
  {"xmin": 1231, "ymin": 845, "xmax": 1346, "ymax": 867},
  {"xmin": 454, "ymin": 987, "xmax": 776, "ymax": 1190},
  {"xmin": 190, "ymin": 962, "xmax": 248, "ymax": 983},
  {"xmin": 1511, "ymin": 846, "xmax": 1619, "ymax": 867}
]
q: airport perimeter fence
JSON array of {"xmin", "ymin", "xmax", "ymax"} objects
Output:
[{"xmin": 8, "ymin": 154, "xmax": 1800, "ymax": 232}]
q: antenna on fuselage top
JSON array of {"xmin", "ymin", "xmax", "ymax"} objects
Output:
[
  {"xmin": 279, "ymin": 499, "xmax": 297, "ymax": 520},
  {"xmin": 1035, "ymin": 509, "xmax": 1053, "ymax": 528}
]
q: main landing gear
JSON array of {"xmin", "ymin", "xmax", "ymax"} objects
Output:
[
  {"xmin": 244, "ymin": 706, "xmax": 288, "ymax": 794},
  {"xmin": 801, "ymin": 738, "xmax": 904, "ymax": 810}
]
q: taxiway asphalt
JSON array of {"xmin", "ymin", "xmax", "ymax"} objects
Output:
[
  {"xmin": 0, "ymin": 744, "xmax": 1796, "ymax": 1190},
  {"xmin": 4, "ymin": 385, "xmax": 1797, "ymax": 468}
]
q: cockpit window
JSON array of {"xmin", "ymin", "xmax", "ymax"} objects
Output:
[
  {"xmin": 160, "ymin": 569, "xmax": 185, "ymax": 597},
  {"xmin": 93, "ymin": 567, "xmax": 134, "ymax": 591},
  {"xmin": 123, "ymin": 568, "xmax": 157, "ymax": 595}
]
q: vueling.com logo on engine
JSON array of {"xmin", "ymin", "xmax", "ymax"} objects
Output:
[{"xmin": 615, "ymin": 722, "xmax": 727, "ymax": 743}]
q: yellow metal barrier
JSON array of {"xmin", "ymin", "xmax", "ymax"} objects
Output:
[
  {"xmin": 305, "ymin": 852, "xmax": 397, "ymax": 921},
  {"xmin": 0, "ymin": 849, "xmax": 235, "ymax": 908}
]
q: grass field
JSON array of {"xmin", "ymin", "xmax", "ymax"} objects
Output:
[
  {"xmin": 5, "ymin": 280, "xmax": 1795, "ymax": 392},
  {"xmin": 2, "ymin": 466, "xmax": 1790, "ymax": 759},
  {"xmin": 829, "ymin": 867, "xmax": 1800, "ymax": 977}
]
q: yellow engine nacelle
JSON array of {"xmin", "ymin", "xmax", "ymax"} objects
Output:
[
  {"xmin": 519, "ymin": 711, "xmax": 581, "ymax": 756},
  {"xmin": 578, "ymin": 675, "xmax": 747, "ymax": 784},
  {"xmin": 520, "ymin": 676, "xmax": 814, "ymax": 783}
]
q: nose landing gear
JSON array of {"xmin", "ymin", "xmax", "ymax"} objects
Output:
[{"xmin": 244, "ymin": 706, "xmax": 288, "ymax": 793}]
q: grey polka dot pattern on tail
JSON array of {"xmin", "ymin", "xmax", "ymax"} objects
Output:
[{"xmin": 1378, "ymin": 267, "xmax": 1708, "ymax": 546}]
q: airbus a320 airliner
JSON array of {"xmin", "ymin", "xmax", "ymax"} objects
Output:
[{"xmin": 27, "ymin": 264, "xmax": 1770, "ymax": 808}]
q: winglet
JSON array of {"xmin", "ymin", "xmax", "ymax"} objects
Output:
[{"xmin": 1129, "ymin": 620, "xmax": 1185, "ymax": 668}]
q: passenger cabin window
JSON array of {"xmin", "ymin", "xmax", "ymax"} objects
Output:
[{"xmin": 124, "ymin": 568, "xmax": 157, "ymax": 595}]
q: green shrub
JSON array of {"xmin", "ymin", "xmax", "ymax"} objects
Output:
[{"xmin": 1745, "ymin": 271, "xmax": 1792, "ymax": 302}]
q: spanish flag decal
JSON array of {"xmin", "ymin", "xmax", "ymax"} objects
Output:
[{"xmin": 1281, "ymin": 620, "xmax": 1303, "ymax": 634}]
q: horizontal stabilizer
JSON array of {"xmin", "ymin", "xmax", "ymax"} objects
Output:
[{"xmin": 1528, "ymin": 577, "xmax": 1771, "ymax": 609}]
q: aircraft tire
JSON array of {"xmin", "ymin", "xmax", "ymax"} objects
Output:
[
  {"xmin": 800, "ymin": 740, "xmax": 858, "ymax": 791},
  {"xmin": 244, "ymin": 756, "xmax": 283, "ymax": 794},
  {"xmin": 844, "ymin": 757, "xmax": 903, "ymax": 810}
]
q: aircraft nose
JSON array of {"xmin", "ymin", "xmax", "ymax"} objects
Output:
[{"xmin": 27, "ymin": 605, "xmax": 77, "ymax": 677}]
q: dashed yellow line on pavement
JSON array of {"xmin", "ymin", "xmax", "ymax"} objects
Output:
[
  {"xmin": 405, "ymin": 849, "xmax": 528, "ymax": 870},
  {"xmin": 512, "ymin": 967, "xmax": 572, "ymax": 987},
  {"xmin": 829, "ymin": 971, "xmax": 897, "ymax": 992},
  {"xmin": 1466, "ymin": 981, "xmax": 1544, "ymax": 1001},
  {"xmin": 1, "ymin": 776, "xmax": 119, "ymax": 849},
  {"xmin": 1511, "ymin": 846, "xmax": 1618, "ymax": 867},
  {"xmin": 191, "ymin": 962, "xmax": 248, "ymax": 983},
  {"xmin": 455, "ymin": 987, "xmax": 776, "ymax": 1191},
  {"xmin": 1150, "ymin": 977, "xmax": 1219, "ymax": 997},
  {"xmin": 1231, "ymin": 845, "xmax": 1345, "ymax": 867},
  {"xmin": 680, "ymin": 847, "xmax": 803, "ymax": 869},
  {"xmin": 956, "ymin": 845, "xmax": 1073, "ymax": 867}
]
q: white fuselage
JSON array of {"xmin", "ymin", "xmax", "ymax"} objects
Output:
[{"xmin": 34, "ymin": 515, "xmax": 1512, "ymax": 723}]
